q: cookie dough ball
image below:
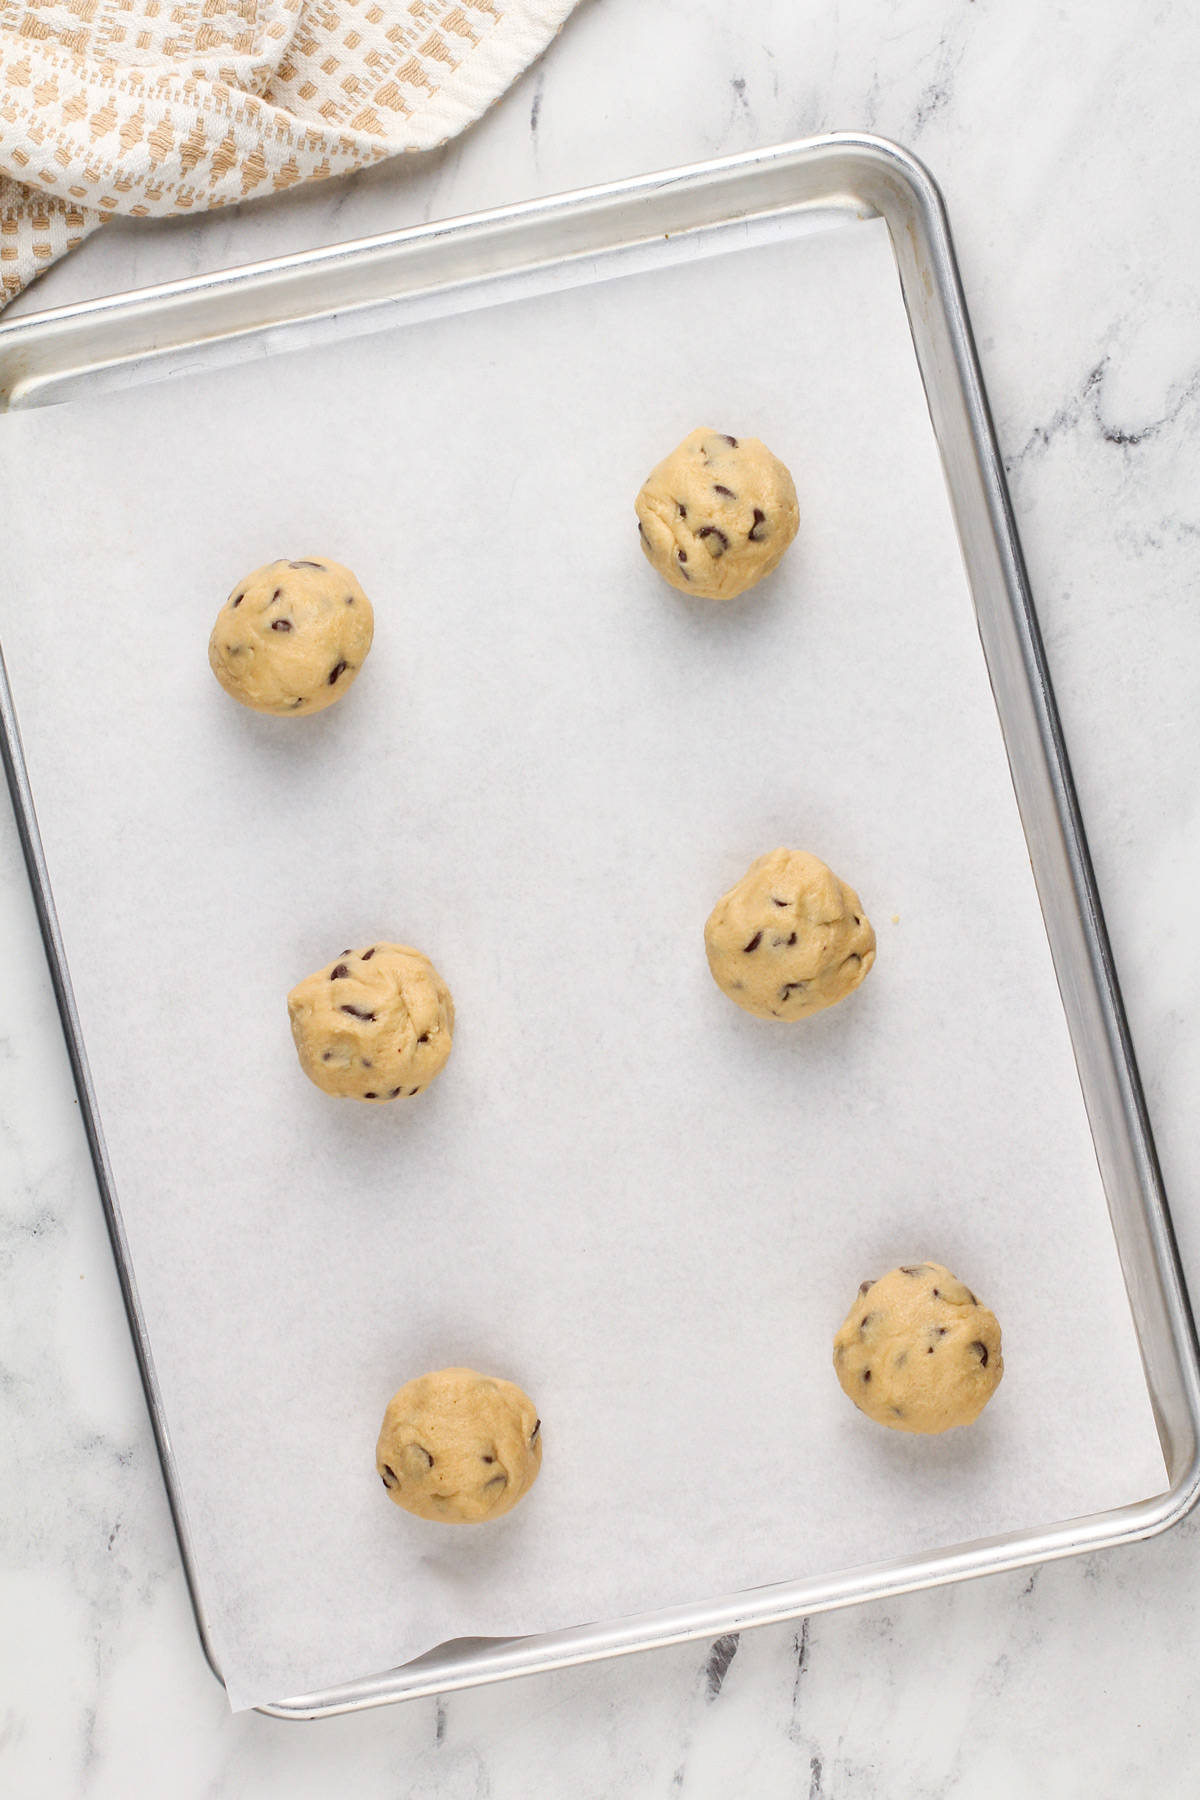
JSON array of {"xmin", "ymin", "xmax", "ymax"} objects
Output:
[
  {"xmin": 635, "ymin": 428, "xmax": 799, "ymax": 599},
  {"xmin": 704, "ymin": 848, "xmax": 875, "ymax": 1020},
  {"xmin": 287, "ymin": 943, "xmax": 453, "ymax": 1101},
  {"xmin": 208, "ymin": 557, "xmax": 373, "ymax": 715},
  {"xmin": 377, "ymin": 1368, "xmax": 543, "ymax": 1523},
  {"xmin": 833, "ymin": 1263, "xmax": 1003, "ymax": 1434}
]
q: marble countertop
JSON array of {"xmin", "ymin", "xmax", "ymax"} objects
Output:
[{"xmin": 4, "ymin": 1, "xmax": 1200, "ymax": 1793}]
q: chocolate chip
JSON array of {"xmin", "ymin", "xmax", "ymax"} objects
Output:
[
  {"xmin": 722, "ymin": 434, "xmax": 739, "ymax": 447},
  {"xmin": 345, "ymin": 595, "xmax": 355, "ymax": 604},
  {"xmin": 288, "ymin": 560, "xmax": 326, "ymax": 570},
  {"xmin": 390, "ymin": 1087, "xmax": 402, "ymax": 1098},
  {"xmin": 381, "ymin": 1465, "xmax": 397, "ymax": 1488},
  {"xmin": 859, "ymin": 1314, "xmax": 873, "ymax": 1331},
  {"xmin": 748, "ymin": 508, "xmax": 767, "ymax": 542},
  {"xmin": 927, "ymin": 1347, "xmax": 934, "ymax": 1354},
  {"xmin": 676, "ymin": 548, "xmax": 688, "ymax": 563},
  {"xmin": 361, "ymin": 947, "xmax": 376, "ymax": 961},
  {"xmin": 969, "ymin": 1340, "xmax": 989, "ymax": 1367},
  {"xmin": 697, "ymin": 525, "xmax": 729, "ymax": 556},
  {"xmin": 364, "ymin": 1091, "xmax": 377, "ymax": 1099},
  {"xmin": 481, "ymin": 1455, "xmax": 496, "ymax": 1465},
  {"xmin": 862, "ymin": 1369, "xmax": 871, "ymax": 1383},
  {"xmin": 530, "ymin": 1419, "xmax": 541, "ymax": 1443},
  {"xmin": 341, "ymin": 949, "xmax": 353, "ymax": 956},
  {"xmin": 780, "ymin": 981, "xmax": 808, "ymax": 1000},
  {"xmin": 932, "ymin": 1288, "xmax": 940, "ymax": 1298},
  {"xmin": 676, "ymin": 501, "xmax": 687, "ymax": 518},
  {"xmin": 713, "ymin": 483, "xmax": 736, "ymax": 498},
  {"xmin": 410, "ymin": 1087, "xmax": 423, "ymax": 1096},
  {"xmin": 231, "ymin": 591, "xmax": 245, "ymax": 608},
  {"xmin": 900, "ymin": 1265, "xmax": 925, "ymax": 1275},
  {"xmin": 417, "ymin": 1033, "xmax": 430, "ymax": 1044},
  {"xmin": 339, "ymin": 1005, "xmax": 376, "ymax": 1021},
  {"xmin": 328, "ymin": 660, "xmax": 348, "ymax": 684},
  {"xmin": 771, "ymin": 897, "xmax": 789, "ymax": 907},
  {"xmin": 330, "ymin": 963, "xmax": 350, "ymax": 980},
  {"xmin": 933, "ymin": 1326, "xmax": 948, "ymax": 1338},
  {"xmin": 742, "ymin": 931, "xmax": 763, "ymax": 952},
  {"xmin": 361, "ymin": 1060, "xmax": 372, "ymax": 1069},
  {"xmin": 786, "ymin": 932, "xmax": 797, "ymax": 946},
  {"xmin": 854, "ymin": 915, "xmax": 862, "ymax": 926},
  {"xmin": 858, "ymin": 1280, "xmax": 873, "ymax": 1294},
  {"xmin": 322, "ymin": 1051, "xmax": 332, "ymax": 1062},
  {"xmin": 638, "ymin": 521, "xmax": 648, "ymax": 540},
  {"xmin": 271, "ymin": 588, "xmax": 282, "ymax": 602},
  {"xmin": 270, "ymin": 618, "xmax": 293, "ymax": 632},
  {"xmin": 890, "ymin": 1405, "xmax": 903, "ymax": 1418},
  {"xmin": 403, "ymin": 1444, "xmax": 434, "ymax": 1472},
  {"xmin": 966, "ymin": 1290, "xmax": 978, "ymax": 1305}
]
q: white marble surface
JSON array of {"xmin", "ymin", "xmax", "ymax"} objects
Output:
[{"xmin": 3, "ymin": 0, "xmax": 1200, "ymax": 1792}]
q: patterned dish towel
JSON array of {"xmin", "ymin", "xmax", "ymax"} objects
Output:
[{"xmin": 0, "ymin": 0, "xmax": 579, "ymax": 308}]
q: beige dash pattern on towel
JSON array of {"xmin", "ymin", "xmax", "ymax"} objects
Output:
[{"xmin": 0, "ymin": 0, "xmax": 579, "ymax": 308}]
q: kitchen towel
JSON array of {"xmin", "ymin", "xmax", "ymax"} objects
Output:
[{"xmin": 0, "ymin": 0, "xmax": 579, "ymax": 307}]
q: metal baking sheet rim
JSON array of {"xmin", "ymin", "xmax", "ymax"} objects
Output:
[{"xmin": 1, "ymin": 133, "xmax": 1197, "ymax": 1719}]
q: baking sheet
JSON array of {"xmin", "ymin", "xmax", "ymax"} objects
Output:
[{"xmin": 0, "ymin": 213, "xmax": 1165, "ymax": 1711}]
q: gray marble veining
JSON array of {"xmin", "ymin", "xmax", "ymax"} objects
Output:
[{"xmin": 3, "ymin": 0, "xmax": 1200, "ymax": 1793}]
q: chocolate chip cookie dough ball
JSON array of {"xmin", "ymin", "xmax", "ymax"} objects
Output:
[
  {"xmin": 635, "ymin": 428, "xmax": 799, "ymax": 599},
  {"xmin": 377, "ymin": 1368, "xmax": 543, "ymax": 1523},
  {"xmin": 834, "ymin": 1263, "xmax": 1003, "ymax": 1434},
  {"xmin": 704, "ymin": 848, "xmax": 875, "ymax": 1020},
  {"xmin": 287, "ymin": 943, "xmax": 453, "ymax": 1101},
  {"xmin": 208, "ymin": 557, "xmax": 373, "ymax": 715}
]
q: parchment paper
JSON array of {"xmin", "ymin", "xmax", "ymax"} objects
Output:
[{"xmin": 0, "ymin": 214, "xmax": 1165, "ymax": 1710}]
